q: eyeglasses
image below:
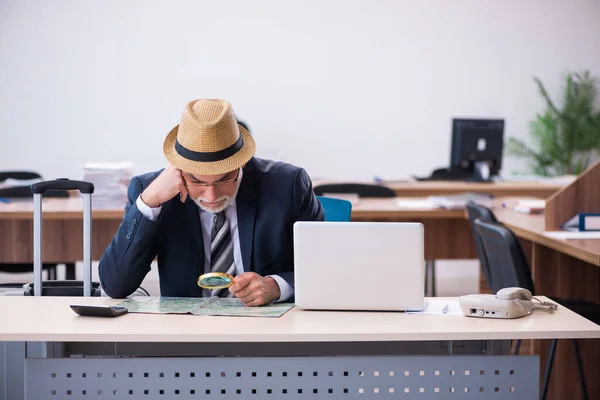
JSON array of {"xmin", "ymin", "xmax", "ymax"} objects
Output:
[{"xmin": 183, "ymin": 170, "xmax": 239, "ymax": 189}]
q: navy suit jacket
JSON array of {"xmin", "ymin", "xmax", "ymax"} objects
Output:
[{"xmin": 98, "ymin": 158, "xmax": 324, "ymax": 298}]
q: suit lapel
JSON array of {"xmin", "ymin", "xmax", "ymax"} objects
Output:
[
  {"xmin": 184, "ymin": 198, "xmax": 204, "ymax": 276},
  {"xmin": 236, "ymin": 163, "xmax": 257, "ymax": 272}
]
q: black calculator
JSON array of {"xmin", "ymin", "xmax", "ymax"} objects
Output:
[{"xmin": 70, "ymin": 304, "xmax": 128, "ymax": 317}]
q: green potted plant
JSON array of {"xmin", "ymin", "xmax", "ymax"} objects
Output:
[{"xmin": 507, "ymin": 70, "xmax": 600, "ymax": 176}]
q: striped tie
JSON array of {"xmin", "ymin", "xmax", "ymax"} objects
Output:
[{"xmin": 204, "ymin": 211, "xmax": 235, "ymax": 297}]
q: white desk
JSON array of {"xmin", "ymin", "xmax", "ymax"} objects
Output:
[
  {"xmin": 1, "ymin": 296, "xmax": 599, "ymax": 400},
  {"xmin": 0, "ymin": 296, "xmax": 598, "ymax": 342}
]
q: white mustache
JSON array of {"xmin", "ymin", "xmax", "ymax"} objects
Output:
[
  {"xmin": 196, "ymin": 195, "xmax": 229, "ymax": 204},
  {"xmin": 193, "ymin": 195, "xmax": 231, "ymax": 213}
]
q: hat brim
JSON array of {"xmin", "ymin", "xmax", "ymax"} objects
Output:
[{"xmin": 163, "ymin": 124, "xmax": 256, "ymax": 175}]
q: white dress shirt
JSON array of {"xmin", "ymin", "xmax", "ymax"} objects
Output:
[{"xmin": 135, "ymin": 169, "xmax": 293, "ymax": 302}]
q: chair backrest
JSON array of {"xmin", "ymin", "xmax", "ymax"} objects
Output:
[
  {"xmin": 474, "ymin": 219, "xmax": 535, "ymax": 294},
  {"xmin": 0, "ymin": 170, "xmax": 41, "ymax": 182},
  {"xmin": 0, "ymin": 170, "xmax": 68, "ymax": 198},
  {"xmin": 313, "ymin": 183, "xmax": 396, "ymax": 198},
  {"xmin": 465, "ymin": 202, "xmax": 498, "ymax": 290},
  {"xmin": 316, "ymin": 196, "xmax": 352, "ymax": 222}
]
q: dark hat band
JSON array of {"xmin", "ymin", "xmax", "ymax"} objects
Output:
[{"xmin": 175, "ymin": 135, "xmax": 244, "ymax": 162}]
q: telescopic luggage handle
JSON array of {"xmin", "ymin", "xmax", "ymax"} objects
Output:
[
  {"xmin": 31, "ymin": 178, "xmax": 94, "ymax": 194},
  {"xmin": 31, "ymin": 179, "xmax": 95, "ymax": 297}
]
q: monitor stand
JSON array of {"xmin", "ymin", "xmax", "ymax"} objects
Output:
[{"xmin": 414, "ymin": 163, "xmax": 494, "ymax": 182}]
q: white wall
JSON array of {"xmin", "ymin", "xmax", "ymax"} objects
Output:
[{"xmin": 1, "ymin": 0, "xmax": 599, "ymax": 182}]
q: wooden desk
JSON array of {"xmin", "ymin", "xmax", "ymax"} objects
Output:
[
  {"xmin": 0, "ymin": 198, "xmax": 122, "ymax": 263},
  {"xmin": 0, "ymin": 197, "xmax": 598, "ymax": 268},
  {"xmin": 350, "ymin": 181, "xmax": 563, "ymax": 198},
  {"xmin": 494, "ymin": 206, "xmax": 600, "ymax": 267},
  {"xmin": 351, "ymin": 199, "xmax": 476, "ymax": 260},
  {"xmin": 0, "ymin": 197, "xmax": 476, "ymax": 262},
  {"xmin": 1, "ymin": 296, "xmax": 598, "ymax": 400}
]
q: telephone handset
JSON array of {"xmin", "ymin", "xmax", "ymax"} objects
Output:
[
  {"xmin": 459, "ymin": 287, "xmax": 558, "ymax": 319},
  {"xmin": 496, "ymin": 287, "xmax": 533, "ymax": 301}
]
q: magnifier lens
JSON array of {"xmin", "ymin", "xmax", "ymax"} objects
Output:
[{"xmin": 197, "ymin": 272, "xmax": 234, "ymax": 289}]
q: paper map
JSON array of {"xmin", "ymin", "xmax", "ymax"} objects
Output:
[{"xmin": 116, "ymin": 297, "xmax": 294, "ymax": 318}]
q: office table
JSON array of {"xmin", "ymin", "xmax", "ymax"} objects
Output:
[
  {"xmin": 0, "ymin": 178, "xmax": 565, "ymax": 263},
  {"xmin": 313, "ymin": 180, "xmax": 564, "ymax": 198},
  {"xmin": 0, "ymin": 197, "xmax": 477, "ymax": 262},
  {"xmin": 0, "ymin": 196, "xmax": 597, "ymax": 278},
  {"xmin": 384, "ymin": 180, "xmax": 563, "ymax": 198},
  {"xmin": 1, "ymin": 296, "xmax": 599, "ymax": 400}
]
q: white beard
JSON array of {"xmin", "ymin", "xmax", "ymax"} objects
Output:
[
  {"xmin": 193, "ymin": 178, "xmax": 241, "ymax": 213},
  {"xmin": 193, "ymin": 195, "xmax": 233, "ymax": 213}
]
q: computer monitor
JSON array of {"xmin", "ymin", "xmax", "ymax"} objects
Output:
[{"xmin": 450, "ymin": 118, "xmax": 504, "ymax": 181}]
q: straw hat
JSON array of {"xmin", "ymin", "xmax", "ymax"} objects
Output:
[{"xmin": 163, "ymin": 99, "xmax": 256, "ymax": 175}]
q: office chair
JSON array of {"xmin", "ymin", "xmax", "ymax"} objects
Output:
[
  {"xmin": 0, "ymin": 170, "xmax": 75, "ymax": 281},
  {"xmin": 465, "ymin": 202, "xmax": 499, "ymax": 291},
  {"xmin": 466, "ymin": 203, "xmax": 525, "ymax": 352},
  {"xmin": 313, "ymin": 183, "xmax": 396, "ymax": 198},
  {"xmin": 317, "ymin": 196, "xmax": 352, "ymax": 222},
  {"xmin": 474, "ymin": 219, "xmax": 600, "ymax": 400},
  {"xmin": 0, "ymin": 170, "xmax": 41, "ymax": 181},
  {"xmin": 0, "ymin": 170, "xmax": 69, "ymax": 198}
]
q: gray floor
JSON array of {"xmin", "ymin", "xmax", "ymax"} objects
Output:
[{"xmin": 0, "ymin": 260, "xmax": 480, "ymax": 297}]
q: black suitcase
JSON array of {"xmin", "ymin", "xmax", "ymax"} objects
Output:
[{"xmin": 24, "ymin": 179, "xmax": 101, "ymax": 296}]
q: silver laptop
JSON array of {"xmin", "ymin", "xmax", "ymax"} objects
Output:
[{"xmin": 293, "ymin": 221, "xmax": 425, "ymax": 311}]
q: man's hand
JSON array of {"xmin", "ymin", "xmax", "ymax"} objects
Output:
[
  {"xmin": 229, "ymin": 272, "xmax": 281, "ymax": 306},
  {"xmin": 140, "ymin": 164, "xmax": 189, "ymax": 207}
]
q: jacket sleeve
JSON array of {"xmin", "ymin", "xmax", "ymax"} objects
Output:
[
  {"xmin": 276, "ymin": 168, "xmax": 325, "ymax": 288},
  {"xmin": 98, "ymin": 177, "xmax": 160, "ymax": 298}
]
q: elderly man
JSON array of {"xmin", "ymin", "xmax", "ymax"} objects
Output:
[{"xmin": 99, "ymin": 99, "xmax": 324, "ymax": 305}]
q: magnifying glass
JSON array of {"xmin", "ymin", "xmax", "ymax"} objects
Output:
[{"xmin": 197, "ymin": 272, "xmax": 234, "ymax": 289}]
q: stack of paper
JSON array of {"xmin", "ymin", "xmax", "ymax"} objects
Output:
[
  {"xmin": 427, "ymin": 193, "xmax": 494, "ymax": 210},
  {"xmin": 396, "ymin": 198, "xmax": 438, "ymax": 209},
  {"xmin": 82, "ymin": 162, "xmax": 134, "ymax": 208},
  {"xmin": 513, "ymin": 199, "xmax": 546, "ymax": 214}
]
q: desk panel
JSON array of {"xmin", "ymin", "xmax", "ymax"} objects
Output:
[
  {"xmin": 529, "ymin": 242, "xmax": 600, "ymax": 399},
  {"xmin": 0, "ymin": 219, "xmax": 121, "ymax": 263},
  {"xmin": 25, "ymin": 355, "xmax": 539, "ymax": 400}
]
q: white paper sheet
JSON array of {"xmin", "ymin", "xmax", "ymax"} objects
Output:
[
  {"xmin": 544, "ymin": 231, "xmax": 600, "ymax": 240},
  {"xmin": 396, "ymin": 199, "xmax": 438, "ymax": 209},
  {"xmin": 405, "ymin": 299, "xmax": 463, "ymax": 316}
]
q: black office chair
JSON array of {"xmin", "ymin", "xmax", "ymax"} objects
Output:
[
  {"xmin": 313, "ymin": 183, "xmax": 396, "ymax": 198},
  {"xmin": 465, "ymin": 202, "xmax": 499, "ymax": 291},
  {"xmin": 466, "ymin": 203, "xmax": 528, "ymax": 354},
  {"xmin": 0, "ymin": 171, "xmax": 75, "ymax": 281},
  {"xmin": 474, "ymin": 219, "xmax": 600, "ymax": 400},
  {"xmin": 0, "ymin": 170, "xmax": 69, "ymax": 199},
  {"xmin": 0, "ymin": 171, "xmax": 41, "ymax": 181}
]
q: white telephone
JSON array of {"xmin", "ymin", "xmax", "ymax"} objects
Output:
[{"xmin": 459, "ymin": 287, "xmax": 558, "ymax": 319}]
